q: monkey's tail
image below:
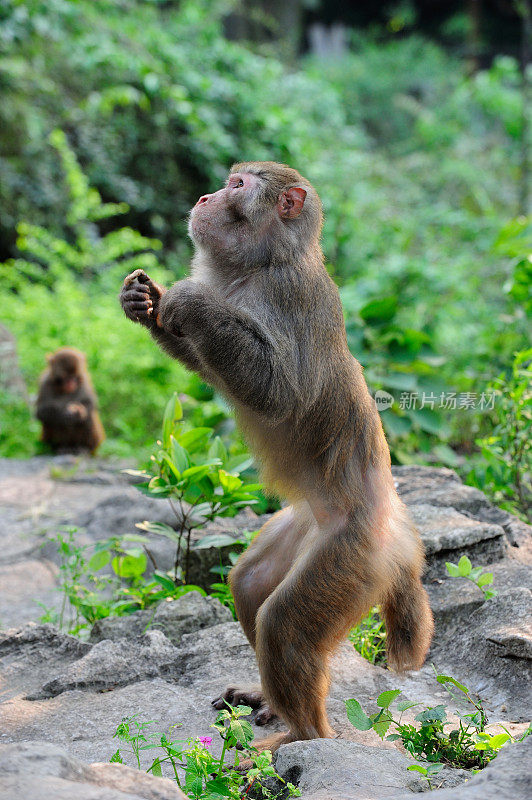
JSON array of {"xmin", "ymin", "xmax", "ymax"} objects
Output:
[{"xmin": 381, "ymin": 565, "xmax": 434, "ymax": 672}]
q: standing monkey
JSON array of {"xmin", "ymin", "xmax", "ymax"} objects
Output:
[
  {"xmin": 119, "ymin": 162, "xmax": 434, "ymax": 752},
  {"xmin": 36, "ymin": 347, "xmax": 105, "ymax": 454}
]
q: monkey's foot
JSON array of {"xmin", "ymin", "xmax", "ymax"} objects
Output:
[
  {"xmin": 236, "ymin": 732, "xmax": 293, "ymax": 771},
  {"xmin": 211, "ymin": 685, "xmax": 276, "ymax": 726}
]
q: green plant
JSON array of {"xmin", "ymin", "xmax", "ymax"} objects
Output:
[
  {"xmin": 406, "ymin": 761, "xmax": 444, "ymax": 790},
  {"xmin": 467, "ymin": 349, "xmax": 531, "ymax": 521},
  {"xmin": 110, "ymin": 707, "xmax": 301, "ymax": 800},
  {"xmin": 41, "ymin": 526, "xmax": 205, "ymax": 636},
  {"xmin": 348, "ymin": 607, "xmax": 387, "ymax": 665},
  {"xmin": 129, "ymin": 393, "xmax": 261, "ymax": 584},
  {"xmin": 445, "ymin": 556, "xmax": 498, "ymax": 600},
  {"xmin": 345, "ymin": 672, "xmax": 530, "ymax": 771}
]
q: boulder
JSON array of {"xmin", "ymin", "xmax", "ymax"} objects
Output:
[
  {"xmin": 90, "ymin": 592, "xmax": 232, "ymax": 645},
  {"xmin": 391, "ymin": 734, "xmax": 532, "ymax": 800},
  {"xmin": 31, "ymin": 630, "xmax": 181, "ymax": 698},
  {"xmin": 409, "ymin": 503, "xmax": 507, "ymax": 578},
  {"xmin": 0, "ymin": 740, "xmax": 186, "ymax": 799}
]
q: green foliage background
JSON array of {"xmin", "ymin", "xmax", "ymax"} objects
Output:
[{"xmin": 1, "ymin": 0, "xmax": 530, "ymax": 514}]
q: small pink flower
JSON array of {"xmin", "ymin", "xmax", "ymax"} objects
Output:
[{"xmin": 199, "ymin": 736, "xmax": 212, "ymax": 747}]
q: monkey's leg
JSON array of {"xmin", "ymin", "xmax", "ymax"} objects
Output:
[
  {"xmin": 381, "ymin": 566, "xmax": 434, "ymax": 672},
  {"xmin": 212, "ymin": 505, "xmax": 313, "ymax": 725},
  {"xmin": 252, "ymin": 518, "xmax": 381, "ymax": 752}
]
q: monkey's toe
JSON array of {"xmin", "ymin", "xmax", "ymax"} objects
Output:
[
  {"xmin": 211, "ymin": 686, "xmax": 265, "ymax": 712},
  {"xmin": 254, "ymin": 703, "xmax": 276, "ymax": 726}
]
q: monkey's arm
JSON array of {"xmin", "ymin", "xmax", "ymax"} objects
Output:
[
  {"xmin": 36, "ymin": 395, "xmax": 75, "ymax": 425},
  {"xmin": 119, "ymin": 270, "xmax": 202, "ymax": 373},
  {"xmin": 158, "ymin": 281, "xmax": 296, "ymax": 419}
]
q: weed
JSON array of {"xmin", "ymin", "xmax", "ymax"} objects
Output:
[
  {"xmin": 128, "ymin": 393, "xmax": 261, "ymax": 585},
  {"xmin": 346, "ymin": 671, "xmax": 531, "ymax": 771},
  {"xmin": 40, "ymin": 526, "xmax": 205, "ymax": 636},
  {"xmin": 445, "ymin": 556, "xmax": 497, "ymax": 600},
  {"xmin": 111, "ymin": 707, "xmax": 301, "ymax": 800},
  {"xmin": 348, "ymin": 607, "xmax": 387, "ymax": 666}
]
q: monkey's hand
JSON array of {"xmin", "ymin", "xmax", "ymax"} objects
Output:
[
  {"xmin": 66, "ymin": 403, "xmax": 88, "ymax": 421},
  {"xmin": 120, "ymin": 269, "xmax": 165, "ymax": 327}
]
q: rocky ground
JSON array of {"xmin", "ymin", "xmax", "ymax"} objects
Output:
[{"xmin": 0, "ymin": 456, "xmax": 530, "ymax": 800}]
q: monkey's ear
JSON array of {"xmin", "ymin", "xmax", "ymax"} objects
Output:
[{"xmin": 277, "ymin": 187, "xmax": 307, "ymax": 219}]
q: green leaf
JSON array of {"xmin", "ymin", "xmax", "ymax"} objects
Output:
[
  {"xmin": 162, "ymin": 393, "xmax": 182, "ymax": 448},
  {"xmin": 178, "ymin": 427, "xmax": 212, "ymax": 452},
  {"xmin": 435, "ymin": 675, "xmax": 469, "ymax": 694},
  {"xmin": 149, "ymin": 757, "xmax": 162, "ymax": 776},
  {"xmin": 359, "ymin": 296, "xmax": 398, "ymax": 323},
  {"xmin": 415, "ymin": 705, "xmax": 446, "ymax": 723},
  {"xmin": 486, "ymin": 733, "xmax": 510, "ymax": 750},
  {"xmin": 205, "ymin": 777, "xmax": 232, "ymax": 797},
  {"xmin": 181, "ymin": 465, "xmax": 213, "ymax": 481},
  {"xmin": 407, "ymin": 764, "xmax": 428, "ymax": 775},
  {"xmin": 136, "ymin": 521, "xmax": 180, "ymax": 541},
  {"xmin": 153, "ymin": 571, "xmax": 176, "ymax": 591},
  {"xmin": 112, "ymin": 552, "xmax": 147, "ymax": 579},
  {"xmin": 229, "ymin": 717, "xmax": 254, "ymax": 744},
  {"xmin": 218, "ymin": 470, "xmax": 242, "ymax": 493},
  {"xmin": 458, "ymin": 555, "xmax": 472, "ymax": 576},
  {"xmin": 372, "ymin": 709, "xmax": 393, "ymax": 739},
  {"xmin": 396, "ymin": 700, "xmax": 421, "ymax": 713},
  {"xmin": 170, "ymin": 436, "xmax": 189, "ymax": 472},
  {"xmin": 377, "ymin": 689, "xmax": 402, "ymax": 709},
  {"xmin": 208, "ymin": 436, "xmax": 228, "ymax": 465},
  {"xmin": 89, "ymin": 550, "xmax": 110, "ymax": 571},
  {"xmin": 345, "ymin": 699, "xmax": 374, "ymax": 731},
  {"xmin": 477, "ymin": 572, "xmax": 493, "ymax": 587},
  {"xmin": 194, "ymin": 533, "xmax": 239, "ymax": 549},
  {"xmin": 445, "ymin": 561, "xmax": 460, "ymax": 577}
]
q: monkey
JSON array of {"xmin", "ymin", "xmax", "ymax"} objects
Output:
[
  {"xmin": 36, "ymin": 347, "xmax": 105, "ymax": 454},
  {"xmin": 119, "ymin": 162, "xmax": 434, "ymax": 754}
]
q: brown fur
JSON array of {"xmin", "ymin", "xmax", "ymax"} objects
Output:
[
  {"xmin": 119, "ymin": 162, "xmax": 434, "ymax": 751},
  {"xmin": 36, "ymin": 348, "xmax": 104, "ymax": 454}
]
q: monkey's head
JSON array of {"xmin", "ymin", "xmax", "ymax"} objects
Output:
[
  {"xmin": 47, "ymin": 347, "xmax": 86, "ymax": 394},
  {"xmin": 188, "ymin": 162, "xmax": 322, "ymax": 269}
]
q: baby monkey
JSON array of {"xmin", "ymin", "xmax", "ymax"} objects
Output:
[
  {"xmin": 36, "ymin": 347, "xmax": 104, "ymax": 454},
  {"xmin": 120, "ymin": 162, "xmax": 433, "ymax": 754}
]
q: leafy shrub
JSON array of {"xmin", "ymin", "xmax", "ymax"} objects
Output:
[
  {"xmin": 346, "ymin": 672, "xmax": 531, "ymax": 771},
  {"xmin": 445, "ymin": 556, "xmax": 497, "ymax": 600},
  {"xmin": 111, "ymin": 707, "xmax": 301, "ymax": 799},
  {"xmin": 466, "ymin": 349, "xmax": 532, "ymax": 521},
  {"xmin": 348, "ymin": 607, "xmax": 387, "ymax": 665},
  {"xmin": 129, "ymin": 392, "xmax": 260, "ymax": 584}
]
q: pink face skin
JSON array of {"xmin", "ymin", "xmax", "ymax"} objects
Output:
[
  {"xmin": 188, "ymin": 172, "xmax": 306, "ymax": 253},
  {"xmin": 188, "ymin": 172, "xmax": 261, "ymax": 250}
]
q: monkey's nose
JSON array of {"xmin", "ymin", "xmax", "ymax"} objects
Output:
[{"xmin": 196, "ymin": 194, "xmax": 211, "ymax": 206}]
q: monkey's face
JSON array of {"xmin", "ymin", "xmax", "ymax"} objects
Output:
[
  {"xmin": 188, "ymin": 171, "xmax": 266, "ymax": 253},
  {"xmin": 188, "ymin": 164, "xmax": 314, "ymax": 268},
  {"xmin": 48, "ymin": 350, "xmax": 84, "ymax": 394}
]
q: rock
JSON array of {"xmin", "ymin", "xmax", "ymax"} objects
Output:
[
  {"xmin": 431, "ymin": 587, "xmax": 532, "ymax": 718},
  {"xmin": 0, "ymin": 678, "xmax": 216, "ymax": 765},
  {"xmin": 410, "ymin": 504, "xmax": 506, "ymax": 578},
  {"xmin": 0, "ymin": 623, "xmax": 90, "ymax": 701},
  {"xmin": 275, "ymin": 739, "xmax": 422, "ymax": 799},
  {"xmin": 32, "ymin": 630, "xmax": 181, "ymax": 698},
  {"xmin": 391, "ymin": 734, "xmax": 532, "ymax": 800},
  {"xmin": 178, "ymin": 621, "xmax": 259, "ymax": 697},
  {"xmin": 90, "ymin": 611, "xmax": 153, "ymax": 643},
  {"xmin": 150, "ymin": 591, "xmax": 232, "ymax": 644},
  {"xmin": 0, "ymin": 558, "xmax": 59, "ymax": 628},
  {"xmin": 0, "ymin": 740, "xmax": 186, "ymax": 799},
  {"xmin": 90, "ymin": 592, "xmax": 232, "ymax": 646},
  {"xmin": 393, "ymin": 466, "xmax": 491, "ymax": 515}
]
